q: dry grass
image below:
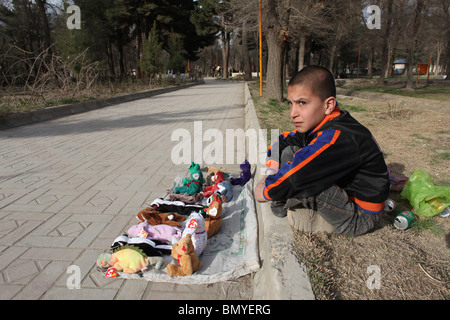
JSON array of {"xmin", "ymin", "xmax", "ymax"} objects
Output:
[
  {"xmin": 0, "ymin": 78, "xmax": 195, "ymax": 118},
  {"xmin": 249, "ymin": 80, "xmax": 450, "ymax": 300}
]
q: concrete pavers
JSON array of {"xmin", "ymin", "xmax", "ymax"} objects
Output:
[
  {"xmin": 0, "ymin": 80, "xmax": 252, "ymax": 300},
  {"xmin": 0, "ymin": 79, "xmax": 315, "ymax": 301}
]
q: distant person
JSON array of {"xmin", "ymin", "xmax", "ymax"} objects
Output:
[{"xmin": 255, "ymin": 66, "xmax": 390, "ymax": 236}]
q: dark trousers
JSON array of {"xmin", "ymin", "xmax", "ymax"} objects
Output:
[{"xmin": 280, "ymin": 147, "xmax": 379, "ymax": 236}]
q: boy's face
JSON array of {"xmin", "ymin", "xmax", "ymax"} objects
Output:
[{"xmin": 287, "ymin": 84, "xmax": 336, "ymax": 134}]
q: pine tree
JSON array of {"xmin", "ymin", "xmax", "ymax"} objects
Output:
[
  {"xmin": 166, "ymin": 32, "xmax": 186, "ymax": 74},
  {"xmin": 142, "ymin": 21, "xmax": 163, "ymax": 77}
]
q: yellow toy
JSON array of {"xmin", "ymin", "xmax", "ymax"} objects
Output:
[{"xmin": 97, "ymin": 245, "xmax": 164, "ymax": 274}]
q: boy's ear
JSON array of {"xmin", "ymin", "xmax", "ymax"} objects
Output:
[{"xmin": 324, "ymin": 97, "xmax": 337, "ymax": 115}]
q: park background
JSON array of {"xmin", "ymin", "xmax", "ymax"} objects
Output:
[{"xmin": 1, "ymin": 0, "xmax": 449, "ymax": 113}]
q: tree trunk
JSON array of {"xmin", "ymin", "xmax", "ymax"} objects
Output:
[
  {"xmin": 262, "ymin": 0, "xmax": 290, "ymax": 102},
  {"xmin": 385, "ymin": 41, "xmax": 394, "ymax": 78},
  {"xmin": 435, "ymin": 40, "xmax": 442, "ymax": 77},
  {"xmin": 265, "ymin": 29, "xmax": 285, "ymax": 102},
  {"xmin": 387, "ymin": 45, "xmax": 397, "ymax": 78},
  {"xmin": 35, "ymin": 0, "xmax": 52, "ymax": 54},
  {"xmin": 298, "ymin": 34, "xmax": 306, "ymax": 71},
  {"xmin": 221, "ymin": 30, "xmax": 230, "ymax": 79},
  {"xmin": 106, "ymin": 38, "xmax": 115, "ymax": 78},
  {"xmin": 220, "ymin": 14, "xmax": 230, "ymax": 80},
  {"xmin": 406, "ymin": 0, "xmax": 425, "ymax": 89},
  {"xmin": 329, "ymin": 42, "xmax": 337, "ymax": 74},
  {"xmin": 242, "ymin": 19, "xmax": 252, "ymax": 81},
  {"xmin": 379, "ymin": 0, "xmax": 394, "ymax": 85},
  {"xmin": 406, "ymin": 49, "xmax": 416, "ymax": 89},
  {"xmin": 367, "ymin": 45, "xmax": 374, "ymax": 78},
  {"xmin": 443, "ymin": 1, "xmax": 450, "ymax": 79},
  {"xmin": 117, "ymin": 33, "xmax": 125, "ymax": 79},
  {"xmin": 139, "ymin": 16, "xmax": 146, "ymax": 79},
  {"xmin": 445, "ymin": 44, "xmax": 450, "ymax": 79}
]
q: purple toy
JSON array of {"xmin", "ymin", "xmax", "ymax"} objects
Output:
[{"xmin": 230, "ymin": 159, "xmax": 251, "ymax": 186}]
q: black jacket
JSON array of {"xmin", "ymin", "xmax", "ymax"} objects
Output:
[{"xmin": 264, "ymin": 108, "xmax": 390, "ymax": 213}]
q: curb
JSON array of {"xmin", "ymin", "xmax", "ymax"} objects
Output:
[
  {"xmin": 0, "ymin": 81, "xmax": 204, "ymax": 130},
  {"xmin": 243, "ymin": 83, "xmax": 315, "ymax": 300}
]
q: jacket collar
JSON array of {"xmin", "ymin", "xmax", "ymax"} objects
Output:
[{"xmin": 310, "ymin": 106, "xmax": 341, "ymax": 135}]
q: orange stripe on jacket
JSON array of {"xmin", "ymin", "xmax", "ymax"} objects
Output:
[
  {"xmin": 263, "ymin": 129, "xmax": 341, "ymax": 201},
  {"xmin": 267, "ymin": 130, "xmax": 297, "ymax": 153},
  {"xmin": 313, "ymin": 107, "xmax": 341, "ymax": 134}
]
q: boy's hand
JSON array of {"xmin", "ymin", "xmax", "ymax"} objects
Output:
[
  {"xmin": 255, "ymin": 176, "xmax": 269, "ymax": 203},
  {"xmin": 265, "ymin": 159, "xmax": 279, "ymax": 172}
]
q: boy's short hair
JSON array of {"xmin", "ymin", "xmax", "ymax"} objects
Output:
[{"xmin": 288, "ymin": 65, "xmax": 336, "ymax": 101}]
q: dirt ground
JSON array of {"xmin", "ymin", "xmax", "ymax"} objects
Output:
[{"xmin": 249, "ymin": 80, "xmax": 450, "ymax": 300}]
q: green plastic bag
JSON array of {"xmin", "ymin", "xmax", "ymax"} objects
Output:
[{"xmin": 401, "ymin": 169, "xmax": 450, "ymax": 217}]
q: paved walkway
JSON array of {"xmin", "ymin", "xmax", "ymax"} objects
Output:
[{"xmin": 0, "ymin": 79, "xmax": 253, "ymax": 300}]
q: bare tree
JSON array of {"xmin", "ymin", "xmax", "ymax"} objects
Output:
[
  {"xmin": 406, "ymin": 0, "xmax": 426, "ymax": 89},
  {"xmin": 221, "ymin": 0, "xmax": 260, "ymax": 80},
  {"xmin": 440, "ymin": 0, "xmax": 450, "ymax": 79},
  {"xmin": 261, "ymin": 0, "xmax": 292, "ymax": 101},
  {"xmin": 287, "ymin": 0, "xmax": 331, "ymax": 71},
  {"xmin": 241, "ymin": 17, "xmax": 253, "ymax": 80},
  {"xmin": 35, "ymin": 0, "xmax": 53, "ymax": 57},
  {"xmin": 1, "ymin": 45, "xmax": 99, "ymax": 107},
  {"xmin": 378, "ymin": 0, "xmax": 394, "ymax": 84}
]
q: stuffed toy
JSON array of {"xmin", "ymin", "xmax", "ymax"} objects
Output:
[
  {"xmin": 207, "ymin": 166, "xmax": 227, "ymax": 176},
  {"xmin": 166, "ymin": 234, "xmax": 201, "ymax": 277},
  {"xmin": 150, "ymin": 198, "xmax": 204, "ymax": 216},
  {"xmin": 136, "ymin": 207, "xmax": 186, "ymax": 227},
  {"xmin": 167, "ymin": 191, "xmax": 204, "ymax": 204},
  {"xmin": 174, "ymin": 162, "xmax": 204, "ymax": 195},
  {"xmin": 96, "ymin": 245, "xmax": 164, "ymax": 274},
  {"xmin": 111, "ymin": 234, "xmax": 172, "ymax": 256},
  {"xmin": 216, "ymin": 179, "xmax": 233, "ymax": 202},
  {"xmin": 203, "ymin": 171, "xmax": 226, "ymax": 198},
  {"xmin": 230, "ymin": 159, "xmax": 251, "ymax": 186},
  {"xmin": 128, "ymin": 221, "xmax": 181, "ymax": 243},
  {"xmin": 174, "ymin": 211, "xmax": 207, "ymax": 256},
  {"xmin": 205, "ymin": 166, "xmax": 228, "ymax": 186},
  {"xmin": 204, "ymin": 193, "xmax": 223, "ymax": 238}
]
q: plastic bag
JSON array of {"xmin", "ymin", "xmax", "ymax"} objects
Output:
[{"xmin": 401, "ymin": 169, "xmax": 450, "ymax": 217}]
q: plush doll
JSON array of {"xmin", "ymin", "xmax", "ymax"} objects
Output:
[
  {"xmin": 204, "ymin": 193, "xmax": 223, "ymax": 238},
  {"xmin": 205, "ymin": 166, "xmax": 228, "ymax": 186},
  {"xmin": 136, "ymin": 207, "xmax": 186, "ymax": 227},
  {"xmin": 150, "ymin": 198, "xmax": 204, "ymax": 216},
  {"xmin": 203, "ymin": 172, "xmax": 225, "ymax": 198},
  {"xmin": 96, "ymin": 245, "xmax": 164, "ymax": 274},
  {"xmin": 128, "ymin": 221, "xmax": 181, "ymax": 243},
  {"xmin": 174, "ymin": 162, "xmax": 204, "ymax": 195},
  {"xmin": 111, "ymin": 234, "xmax": 172, "ymax": 256},
  {"xmin": 167, "ymin": 191, "xmax": 204, "ymax": 204},
  {"xmin": 179, "ymin": 211, "xmax": 207, "ymax": 256},
  {"xmin": 207, "ymin": 166, "xmax": 227, "ymax": 176},
  {"xmin": 167, "ymin": 234, "xmax": 201, "ymax": 277},
  {"xmin": 230, "ymin": 159, "xmax": 251, "ymax": 186},
  {"xmin": 216, "ymin": 179, "xmax": 233, "ymax": 202}
]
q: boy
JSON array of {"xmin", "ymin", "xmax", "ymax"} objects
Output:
[{"xmin": 255, "ymin": 66, "xmax": 390, "ymax": 236}]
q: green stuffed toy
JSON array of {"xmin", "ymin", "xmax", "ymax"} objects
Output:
[{"xmin": 174, "ymin": 162, "xmax": 204, "ymax": 195}]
